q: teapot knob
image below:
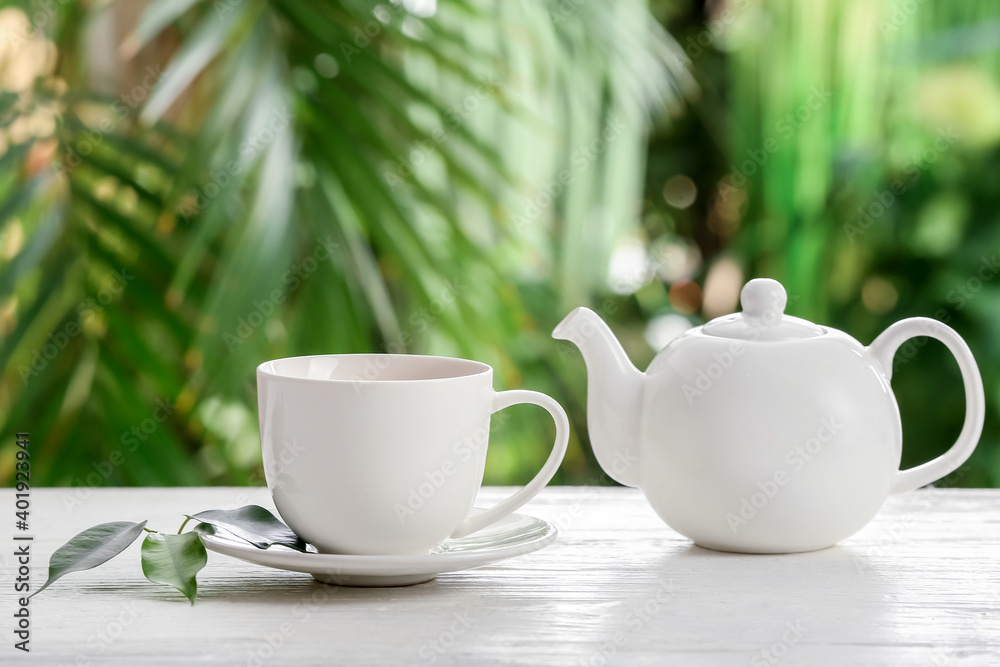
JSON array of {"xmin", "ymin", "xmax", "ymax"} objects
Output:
[{"xmin": 740, "ymin": 278, "xmax": 787, "ymax": 318}]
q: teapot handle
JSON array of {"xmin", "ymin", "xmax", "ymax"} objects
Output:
[{"xmin": 868, "ymin": 317, "xmax": 985, "ymax": 494}]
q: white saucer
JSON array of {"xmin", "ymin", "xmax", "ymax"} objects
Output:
[{"xmin": 197, "ymin": 511, "xmax": 557, "ymax": 587}]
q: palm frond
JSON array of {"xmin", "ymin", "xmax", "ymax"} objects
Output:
[{"xmin": 0, "ymin": 0, "xmax": 687, "ymax": 486}]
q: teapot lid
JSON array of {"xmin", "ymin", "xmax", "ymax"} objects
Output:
[{"xmin": 701, "ymin": 278, "xmax": 824, "ymax": 341}]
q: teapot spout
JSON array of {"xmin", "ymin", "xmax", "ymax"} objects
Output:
[{"xmin": 553, "ymin": 307, "xmax": 643, "ymax": 487}]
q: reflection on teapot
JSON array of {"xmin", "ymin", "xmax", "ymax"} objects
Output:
[{"xmin": 554, "ymin": 278, "xmax": 985, "ymax": 553}]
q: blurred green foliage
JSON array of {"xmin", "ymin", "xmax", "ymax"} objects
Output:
[
  {"xmin": 0, "ymin": 0, "xmax": 688, "ymax": 487},
  {"xmin": 638, "ymin": 0, "xmax": 1000, "ymax": 485},
  {"xmin": 1, "ymin": 0, "xmax": 998, "ymax": 489}
]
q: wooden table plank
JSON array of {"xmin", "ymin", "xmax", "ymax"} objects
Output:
[{"xmin": 3, "ymin": 487, "xmax": 999, "ymax": 665}]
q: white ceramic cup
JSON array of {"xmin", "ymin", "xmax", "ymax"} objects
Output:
[{"xmin": 257, "ymin": 354, "xmax": 569, "ymax": 555}]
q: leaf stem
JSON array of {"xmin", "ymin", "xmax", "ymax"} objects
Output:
[
  {"xmin": 142, "ymin": 527, "xmax": 155, "ymax": 533},
  {"xmin": 177, "ymin": 517, "xmax": 192, "ymax": 534}
]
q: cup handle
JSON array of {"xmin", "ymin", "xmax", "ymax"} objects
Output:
[
  {"xmin": 867, "ymin": 317, "xmax": 985, "ymax": 494},
  {"xmin": 450, "ymin": 389, "xmax": 569, "ymax": 538}
]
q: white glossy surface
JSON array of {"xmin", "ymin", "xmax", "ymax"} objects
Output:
[
  {"xmin": 554, "ymin": 279, "xmax": 985, "ymax": 553},
  {"xmin": 702, "ymin": 278, "xmax": 824, "ymax": 341},
  {"xmin": 257, "ymin": 354, "xmax": 568, "ymax": 555},
  {"xmin": 197, "ymin": 510, "xmax": 557, "ymax": 587},
  {"xmin": 17, "ymin": 487, "xmax": 1000, "ymax": 665}
]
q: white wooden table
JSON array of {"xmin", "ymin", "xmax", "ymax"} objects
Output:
[{"xmin": 5, "ymin": 487, "xmax": 1000, "ymax": 665}]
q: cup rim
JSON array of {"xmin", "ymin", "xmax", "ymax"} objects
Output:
[{"xmin": 256, "ymin": 353, "xmax": 492, "ymax": 385}]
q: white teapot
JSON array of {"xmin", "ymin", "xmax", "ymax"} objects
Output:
[{"xmin": 553, "ymin": 278, "xmax": 984, "ymax": 553}]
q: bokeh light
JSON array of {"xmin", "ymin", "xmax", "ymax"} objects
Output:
[{"xmin": 662, "ymin": 174, "xmax": 697, "ymax": 209}]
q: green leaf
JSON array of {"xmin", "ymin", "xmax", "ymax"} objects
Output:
[
  {"xmin": 120, "ymin": 0, "xmax": 201, "ymax": 58},
  {"xmin": 0, "ymin": 204, "xmax": 65, "ymax": 299},
  {"xmin": 192, "ymin": 522, "xmax": 216, "ymax": 536},
  {"xmin": 2, "ymin": 0, "xmax": 690, "ymax": 491},
  {"xmin": 140, "ymin": 531, "xmax": 208, "ymax": 605},
  {"xmin": 188, "ymin": 505, "xmax": 308, "ymax": 552},
  {"xmin": 30, "ymin": 520, "xmax": 148, "ymax": 598},
  {"xmin": 139, "ymin": 0, "xmax": 256, "ymax": 123}
]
